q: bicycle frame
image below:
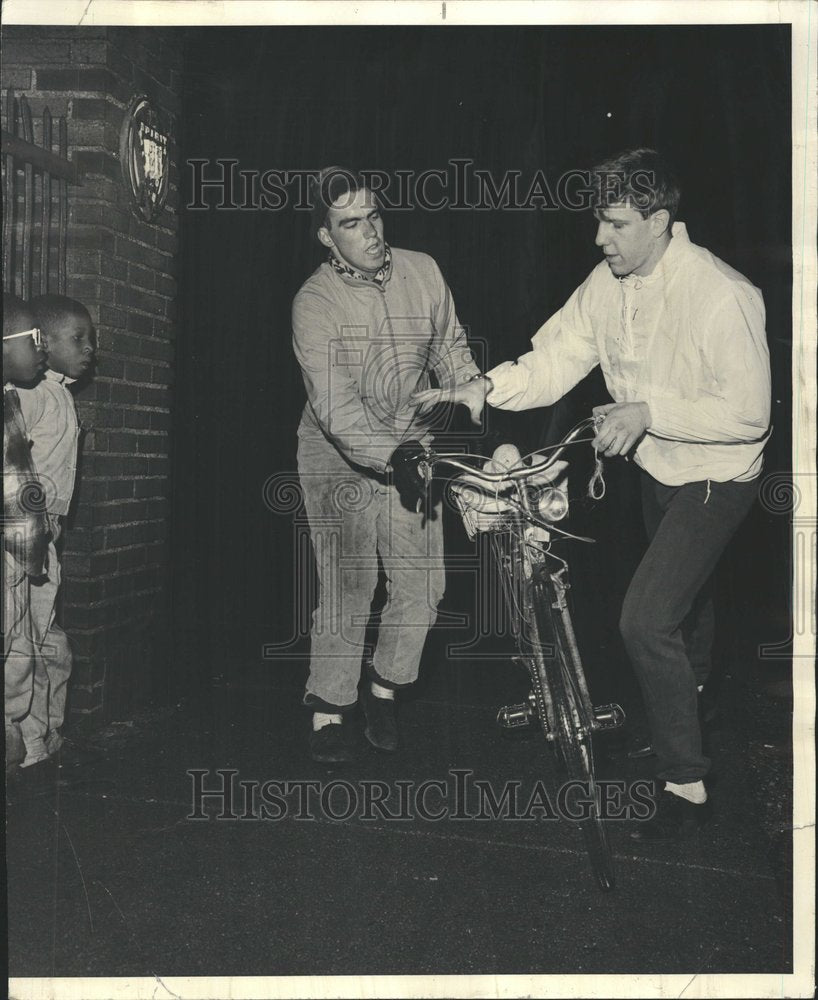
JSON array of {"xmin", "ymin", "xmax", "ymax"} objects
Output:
[
  {"xmin": 420, "ymin": 415, "xmax": 602, "ymax": 735},
  {"xmin": 421, "ymin": 416, "xmax": 624, "ymax": 890}
]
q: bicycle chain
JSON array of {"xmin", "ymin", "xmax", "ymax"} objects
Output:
[
  {"xmin": 523, "ymin": 579, "xmax": 556, "ymax": 742},
  {"xmin": 525, "ymin": 651, "xmax": 553, "ymax": 740}
]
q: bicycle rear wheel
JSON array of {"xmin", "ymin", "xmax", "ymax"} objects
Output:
[{"xmin": 532, "ymin": 576, "xmax": 616, "ymax": 892}]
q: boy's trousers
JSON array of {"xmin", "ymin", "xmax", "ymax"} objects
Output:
[
  {"xmin": 19, "ymin": 516, "xmax": 73, "ymax": 754},
  {"xmin": 4, "ymin": 550, "xmax": 35, "ymax": 766}
]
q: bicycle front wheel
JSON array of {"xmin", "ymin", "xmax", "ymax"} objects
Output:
[{"xmin": 532, "ymin": 576, "xmax": 616, "ymax": 892}]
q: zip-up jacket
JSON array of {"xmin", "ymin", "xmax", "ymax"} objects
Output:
[{"xmin": 293, "ymin": 247, "xmax": 479, "ymax": 472}]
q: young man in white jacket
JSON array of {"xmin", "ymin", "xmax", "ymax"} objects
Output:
[{"xmin": 413, "ymin": 149, "xmax": 772, "ymax": 841}]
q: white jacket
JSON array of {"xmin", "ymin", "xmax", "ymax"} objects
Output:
[{"xmin": 486, "ymin": 223, "xmax": 771, "ymax": 485}]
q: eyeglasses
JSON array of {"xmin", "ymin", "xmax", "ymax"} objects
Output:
[{"xmin": 3, "ymin": 327, "xmax": 43, "ymax": 347}]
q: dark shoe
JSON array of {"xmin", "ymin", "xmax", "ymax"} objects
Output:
[
  {"xmin": 309, "ymin": 723, "xmax": 357, "ymax": 764},
  {"xmin": 361, "ymin": 686, "xmax": 398, "ymax": 752},
  {"xmin": 630, "ymin": 789, "xmax": 712, "ymax": 842}
]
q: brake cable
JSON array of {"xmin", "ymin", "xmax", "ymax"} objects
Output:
[
  {"xmin": 586, "ymin": 414, "xmax": 606, "ymax": 500},
  {"xmin": 588, "ymin": 447, "xmax": 606, "ymax": 500}
]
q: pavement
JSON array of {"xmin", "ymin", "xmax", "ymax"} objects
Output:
[{"xmin": 6, "ymin": 638, "xmax": 794, "ymax": 982}]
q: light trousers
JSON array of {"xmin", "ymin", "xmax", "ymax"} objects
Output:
[
  {"xmin": 4, "ymin": 551, "xmax": 35, "ymax": 744},
  {"xmin": 298, "ymin": 434, "xmax": 446, "ymax": 712},
  {"xmin": 16, "ymin": 517, "xmax": 73, "ymax": 754}
]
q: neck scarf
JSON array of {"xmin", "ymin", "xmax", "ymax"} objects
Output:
[{"xmin": 330, "ymin": 243, "xmax": 392, "ymax": 288}]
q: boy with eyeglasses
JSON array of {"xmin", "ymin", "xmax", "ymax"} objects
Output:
[
  {"xmin": 14, "ymin": 294, "xmax": 96, "ymax": 774},
  {"xmin": 3, "ymin": 294, "xmax": 49, "ymax": 773}
]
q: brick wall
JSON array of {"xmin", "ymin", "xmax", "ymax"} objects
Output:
[{"xmin": 1, "ymin": 27, "xmax": 184, "ymax": 722}]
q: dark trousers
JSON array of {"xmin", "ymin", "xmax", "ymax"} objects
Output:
[{"xmin": 620, "ymin": 472, "xmax": 758, "ymax": 783}]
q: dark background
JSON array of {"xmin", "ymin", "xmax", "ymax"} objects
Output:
[{"xmin": 173, "ymin": 25, "xmax": 792, "ymax": 708}]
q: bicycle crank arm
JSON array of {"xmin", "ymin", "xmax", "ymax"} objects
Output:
[{"xmin": 591, "ymin": 703, "xmax": 626, "ymax": 731}]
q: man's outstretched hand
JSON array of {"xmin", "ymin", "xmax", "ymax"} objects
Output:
[
  {"xmin": 592, "ymin": 402, "xmax": 652, "ymax": 456},
  {"xmin": 410, "ymin": 378, "xmax": 490, "ymax": 426}
]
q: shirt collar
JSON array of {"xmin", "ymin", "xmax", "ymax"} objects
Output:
[
  {"xmin": 45, "ymin": 368, "xmax": 77, "ymax": 386},
  {"xmin": 659, "ymin": 221, "xmax": 690, "ymax": 273},
  {"xmin": 619, "ymin": 221, "xmax": 690, "ymax": 288},
  {"xmin": 329, "ymin": 243, "xmax": 393, "ymax": 288}
]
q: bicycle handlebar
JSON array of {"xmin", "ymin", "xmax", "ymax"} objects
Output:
[{"xmin": 419, "ymin": 416, "xmax": 600, "ymax": 486}]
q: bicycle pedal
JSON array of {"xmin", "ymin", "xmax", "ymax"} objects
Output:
[
  {"xmin": 497, "ymin": 695, "xmax": 539, "ymax": 731},
  {"xmin": 592, "ymin": 703, "xmax": 626, "ymax": 731}
]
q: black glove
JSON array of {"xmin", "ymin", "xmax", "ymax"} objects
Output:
[{"xmin": 389, "ymin": 440, "xmax": 428, "ymax": 510}]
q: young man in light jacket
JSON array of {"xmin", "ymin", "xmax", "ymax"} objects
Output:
[
  {"xmin": 292, "ymin": 167, "xmax": 480, "ymax": 762},
  {"xmin": 413, "ymin": 149, "xmax": 772, "ymax": 841}
]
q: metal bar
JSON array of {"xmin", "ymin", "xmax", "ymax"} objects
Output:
[
  {"xmin": 3, "ymin": 89, "xmax": 15, "ymax": 293},
  {"xmin": 529, "ymin": 577, "xmax": 560, "ymax": 741},
  {"xmin": 551, "ymin": 577, "xmax": 595, "ymax": 727},
  {"xmin": 20, "ymin": 95, "xmax": 34, "ymax": 301},
  {"xmin": 0, "ymin": 129, "xmax": 81, "ymax": 185},
  {"xmin": 40, "ymin": 107, "xmax": 52, "ymax": 295},
  {"xmin": 58, "ymin": 116, "xmax": 68, "ymax": 294}
]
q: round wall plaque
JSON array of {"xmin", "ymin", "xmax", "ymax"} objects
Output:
[{"xmin": 119, "ymin": 95, "xmax": 170, "ymax": 223}]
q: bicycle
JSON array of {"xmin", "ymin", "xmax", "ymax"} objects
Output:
[{"xmin": 418, "ymin": 416, "xmax": 625, "ymax": 891}]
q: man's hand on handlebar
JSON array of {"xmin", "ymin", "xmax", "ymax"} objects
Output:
[
  {"xmin": 592, "ymin": 402, "xmax": 652, "ymax": 457},
  {"xmin": 389, "ymin": 440, "xmax": 429, "ymax": 511},
  {"xmin": 410, "ymin": 376, "xmax": 491, "ymax": 426}
]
